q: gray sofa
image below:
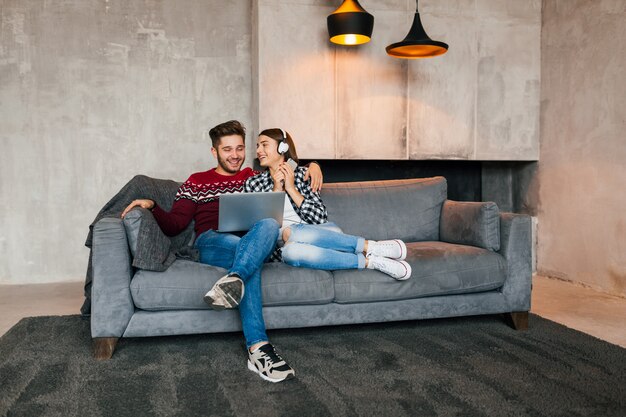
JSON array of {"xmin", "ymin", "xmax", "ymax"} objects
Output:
[{"xmin": 91, "ymin": 177, "xmax": 532, "ymax": 359}]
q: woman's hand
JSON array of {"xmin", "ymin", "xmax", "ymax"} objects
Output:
[
  {"xmin": 271, "ymin": 169, "xmax": 286, "ymax": 191},
  {"xmin": 121, "ymin": 199, "xmax": 155, "ymax": 218},
  {"xmin": 304, "ymin": 162, "xmax": 323, "ymax": 193},
  {"xmin": 279, "ymin": 163, "xmax": 304, "ymax": 207},
  {"xmin": 279, "ymin": 163, "xmax": 296, "ymax": 192}
]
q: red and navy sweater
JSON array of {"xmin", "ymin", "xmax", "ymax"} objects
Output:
[{"xmin": 152, "ymin": 167, "xmax": 258, "ymax": 237}]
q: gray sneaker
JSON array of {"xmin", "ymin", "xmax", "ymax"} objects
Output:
[
  {"xmin": 203, "ymin": 274, "xmax": 244, "ymax": 310},
  {"xmin": 367, "ymin": 239, "xmax": 407, "ymax": 260},
  {"xmin": 247, "ymin": 343, "xmax": 295, "ymax": 383},
  {"xmin": 367, "ymin": 256, "xmax": 412, "ymax": 280}
]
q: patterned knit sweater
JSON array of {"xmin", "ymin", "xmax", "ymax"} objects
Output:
[{"xmin": 152, "ymin": 167, "xmax": 258, "ymax": 237}]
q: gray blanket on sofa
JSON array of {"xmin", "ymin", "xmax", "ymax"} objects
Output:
[{"xmin": 81, "ymin": 175, "xmax": 198, "ymax": 316}]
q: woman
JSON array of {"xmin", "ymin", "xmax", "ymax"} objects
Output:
[{"xmin": 245, "ymin": 128, "xmax": 411, "ymax": 280}]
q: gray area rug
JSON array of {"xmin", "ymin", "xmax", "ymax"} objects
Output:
[{"xmin": 0, "ymin": 314, "xmax": 624, "ymax": 417}]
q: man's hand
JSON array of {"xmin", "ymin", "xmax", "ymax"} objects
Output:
[
  {"xmin": 304, "ymin": 162, "xmax": 323, "ymax": 193},
  {"xmin": 121, "ymin": 199, "xmax": 155, "ymax": 219}
]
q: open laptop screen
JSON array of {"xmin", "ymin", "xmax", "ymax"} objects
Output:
[{"xmin": 218, "ymin": 192, "xmax": 285, "ymax": 232}]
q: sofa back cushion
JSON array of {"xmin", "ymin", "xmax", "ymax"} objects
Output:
[
  {"xmin": 439, "ymin": 200, "xmax": 500, "ymax": 251},
  {"xmin": 320, "ymin": 177, "xmax": 447, "ymax": 242}
]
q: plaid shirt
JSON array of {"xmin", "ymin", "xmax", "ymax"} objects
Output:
[{"xmin": 245, "ymin": 166, "xmax": 328, "ymax": 261}]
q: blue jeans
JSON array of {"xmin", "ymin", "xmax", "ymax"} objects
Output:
[
  {"xmin": 194, "ymin": 218, "xmax": 279, "ymax": 349},
  {"xmin": 281, "ymin": 222, "xmax": 367, "ymax": 270}
]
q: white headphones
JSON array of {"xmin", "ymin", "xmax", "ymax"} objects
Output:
[{"xmin": 278, "ymin": 128, "xmax": 290, "ymax": 154}]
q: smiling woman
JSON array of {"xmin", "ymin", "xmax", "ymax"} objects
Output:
[
  {"xmin": 246, "ymin": 128, "xmax": 413, "ymax": 281},
  {"xmin": 256, "ymin": 128, "xmax": 299, "ymax": 168}
]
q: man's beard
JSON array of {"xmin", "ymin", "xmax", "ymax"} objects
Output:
[{"xmin": 217, "ymin": 153, "xmax": 244, "ymax": 174}]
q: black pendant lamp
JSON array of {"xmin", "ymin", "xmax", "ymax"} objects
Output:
[
  {"xmin": 386, "ymin": 0, "xmax": 448, "ymax": 58},
  {"xmin": 327, "ymin": 0, "xmax": 374, "ymax": 46}
]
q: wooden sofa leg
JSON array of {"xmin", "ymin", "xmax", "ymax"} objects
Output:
[
  {"xmin": 506, "ymin": 312, "xmax": 529, "ymax": 330},
  {"xmin": 93, "ymin": 337, "xmax": 119, "ymax": 360}
]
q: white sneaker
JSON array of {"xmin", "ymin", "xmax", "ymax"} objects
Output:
[
  {"xmin": 247, "ymin": 343, "xmax": 295, "ymax": 383},
  {"xmin": 203, "ymin": 274, "xmax": 244, "ymax": 310},
  {"xmin": 367, "ymin": 256, "xmax": 412, "ymax": 280},
  {"xmin": 367, "ymin": 239, "xmax": 407, "ymax": 260}
]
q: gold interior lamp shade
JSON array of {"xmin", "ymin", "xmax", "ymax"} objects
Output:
[
  {"xmin": 327, "ymin": 0, "xmax": 374, "ymax": 46},
  {"xmin": 386, "ymin": 0, "xmax": 448, "ymax": 58}
]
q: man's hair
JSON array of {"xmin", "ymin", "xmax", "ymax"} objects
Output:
[
  {"xmin": 258, "ymin": 128, "xmax": 299, "ymax": 164},
  {"xmin": 208, "ymin": 120, "xmax": 246, "ymax": 148}
]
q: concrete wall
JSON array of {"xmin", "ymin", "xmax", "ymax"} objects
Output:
[
  {"xmin": 0, "ymin": 0, "xmax": 253, "ymax": 284},
  {"xmin": 538, "ymin": 0, "xmax": 626, "ymax": 296},
  {"xmin": 1, "ymin": 0, "xmax": 542, "ymax": 284},
  {"xmin": 256, "ymin": 0, "xmax": 541, "ymax": 160}
]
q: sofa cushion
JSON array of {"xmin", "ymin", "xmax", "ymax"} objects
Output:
[
  {"xmin": 131, "ymin": 260, "xmax": 223, "ymax": 310},
  {"xmin": 333, "ymin": 241, "xmax": 507, "ymax": 304},
  {"xmin": 440, "ymin": 200, "xmax": 500, "ymax": 251},
  {"xmin": 131, "ymin": 260, "xmax": 334, "ymax": 310},
  {"xmin": 258, "ymin": 263, "xmax": 335, "ymax": 306},
  {"xmin": 321, "ymin": 177, "xmax": 447, "ymax": 242}
]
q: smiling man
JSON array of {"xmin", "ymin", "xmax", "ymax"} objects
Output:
[{"xmin": 120, "ymin": 120, "xmax": 323, "ymax": 383}]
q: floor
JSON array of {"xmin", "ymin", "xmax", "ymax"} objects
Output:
[{"xmin": 1, "ymin": 275, "xmax": 625, "ymax": 348}]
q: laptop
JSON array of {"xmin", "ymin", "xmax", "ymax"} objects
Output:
[{"xmin": 218, "ymin": 192, "xmax": 285, "ymax": 232}]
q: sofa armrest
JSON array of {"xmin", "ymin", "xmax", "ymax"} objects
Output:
[
  {"xmin": 122, "ymin": 208, "xmax": 143, "ymax": 257},
  {"xmin": 91, "ymin": 217, "xmax": 134, "ymax": 338},
  {"xmin": 440, "ymin": 200, "xmax": 500, "ymax": 251},
  {"xmin": 498, "ymin": 213, "xmax": 532, "ymax": 311}
]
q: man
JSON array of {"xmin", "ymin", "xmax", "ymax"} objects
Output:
[{"xmin": 120, "ymin": 120, "xmax": 323, "ymax": 383}]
